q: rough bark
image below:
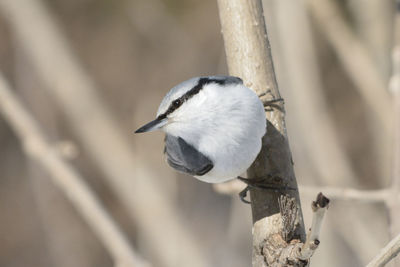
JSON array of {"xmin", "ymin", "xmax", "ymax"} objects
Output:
[{"xmin": 217, "ymin": 0, "xmax": 306, "ymax": 266}]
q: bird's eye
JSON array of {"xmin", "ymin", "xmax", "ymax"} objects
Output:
[{"xmin": 172, "ymin": 99, "xmax": 181, "ymax": 108}]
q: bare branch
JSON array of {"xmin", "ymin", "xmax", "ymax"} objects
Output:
[
  {"xmin": 366, "ymin": 233, "xmax": 400, "ymax": 267},
  {"xmin": 252, "ymin": 193, "xmax": 329, "ymax": 266},
  {"xmin": 0, "ymin": 72, "xmax": 149, "ymax": 267},
  {"xmin": 299, "ymin": 193, "xmax": 329, "ymax": 260},
  {"xmin": 217, "ymin": 0, "xmax": 306, "ymax": 265}
]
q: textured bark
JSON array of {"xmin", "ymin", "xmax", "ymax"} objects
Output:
[{"xmin": 217, "ymin": 0, "xmax": 306, "ymax": 266}]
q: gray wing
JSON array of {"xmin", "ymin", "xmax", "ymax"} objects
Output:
[{"xmin": 164, "ymin": 134, "xmax": 213, "ymax": 176}]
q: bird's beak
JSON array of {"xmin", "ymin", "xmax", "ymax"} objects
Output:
[{"xmin": 134, "ymin": 117, "xmax": 168, "ymax": 133}]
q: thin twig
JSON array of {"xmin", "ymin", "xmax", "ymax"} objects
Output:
[
  {"xmin": 0, "ymin": 72, "xmax": 149, "ymax": 267},
  {"xmin": 366, "ymin": 232, "xmax": 400, "ymax": 267},
  {"xmin": 252, "ymin": 193, "xmax": 329, "ymax": 265},
  {"xmin": 299, "ymin": 193, "xmax": 329, "ymax": 260}
]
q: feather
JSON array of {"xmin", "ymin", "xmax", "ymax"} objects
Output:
[{"xmin": 164, "ymin": 134, "xmax": 213, "ymax": 176}]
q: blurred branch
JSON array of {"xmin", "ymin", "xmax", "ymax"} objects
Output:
[
  {"xmin": 263, "ymin": 1, "xmax": 384, "ymax": 261},
  {"xmin": 217, "ymin": 0, "xmax": 308, "ymax": 266},
  {"xmin": 215, "ymin": 181, "xmax": 393, "ymax": 203},
  {"xmin": 127, "ymin": 0, "xmax": 202, "ymax": 78},
  {"xmin": 263, "ymin": 0, "xmax": 358, "ymax": 187},
  {"xmin": 14, "ymin": 41, "xmax": 103, "ymax": 266},
  {"xmin": 307, "ymin": 0, "xmax": 392, "ymax": 134},
  {"xmin": 347, "ymin": 0, "xmax": 392, "ymax": 79},
  {"xmin": 388, "ymin": 3, "xmax": 400, "ymax": 267},
  {"xmin": 300, "ymin": 186, "xmax": 391, "ymax": 203},
  {"xmin": 366, "ymin": 232, "xmax": 400, "ymax": 267},
  {"xmin": 0, "ymin": 72, "xmax": 149, "ymax": 267},
  {"xmin": 0, "ymin": 0, "xmax": 208, "ymax": 266},
  {"xmin": 213, "ymin": 180, "xmax": 245, "ymax": 195},
  {"xmin": 128, "ymin": 0, "xmax": 195, "ymax": 50}
]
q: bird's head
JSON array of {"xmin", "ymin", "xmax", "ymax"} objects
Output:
[{"xmin": 135, "ymin": 76, "xmax": 243, "ymax": 137}]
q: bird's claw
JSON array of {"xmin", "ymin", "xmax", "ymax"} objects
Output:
[
  {"xmin": 263, "ymin": 98, "xmax": 284, "ymax": 112},
  {"xmin": 239, "ymin": 186, "xmax": 251, "ymax": 204},
  {"xmin": 237, "ymin": 176, "xmax": 296, "ymax": 204}
]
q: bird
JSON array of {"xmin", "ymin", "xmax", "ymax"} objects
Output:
[{"xmin": 135, "ymin": 76, "xmax": 266, "ymax": 184}]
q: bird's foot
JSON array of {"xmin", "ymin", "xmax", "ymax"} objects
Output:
[
  {"xmin": 237, "ymin": 176, "xmax": 295, "ymax": 204},
  {"xmin": 263, "ymin": 98, "xmax": 284, "ymax": 112},
  {"xmin": 257, "ymin": 91, "xmax": 284, "ymax": 112},
  {"xmin": 238, "ymin": 186, "xmax": 252, "ymax": 204}
]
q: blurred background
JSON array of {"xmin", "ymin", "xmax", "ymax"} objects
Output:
[{"xmin": 0, "ymin": 0, "xmax": 397, "ymax": 266}]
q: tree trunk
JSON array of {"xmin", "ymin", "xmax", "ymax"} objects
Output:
[{"xmin": 217, "ymin": 0, "xmax": 306, "ymax": 266}]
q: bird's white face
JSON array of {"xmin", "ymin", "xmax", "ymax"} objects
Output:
[
  {"xmin": 135, "ymin": 76, "xmax": 242, "ymax": 139},
  {"xmin": 157, "ymin": 78, "xmax": 246, "ymax": 147},
  {"xmin": 161, "ymin": 86, "xmax": 209, "ymax": 139}
]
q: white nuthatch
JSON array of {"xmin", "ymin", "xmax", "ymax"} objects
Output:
[{"xmin": 135, "ymin": 76, "xmax": 266, "ymax": 184}]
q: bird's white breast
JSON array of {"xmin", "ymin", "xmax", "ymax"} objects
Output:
[{"xmin": 164, "ymin": 83, "xmax": 266, "ymax": 183}]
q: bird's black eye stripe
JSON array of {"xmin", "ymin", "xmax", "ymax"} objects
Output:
[
  {"xmin": 172, "ymin": 99, "xmax": 181, "ymax": 107},
  {"xmin": 158, "ymin": 77, "xmax": 242, "ymax": 119}
]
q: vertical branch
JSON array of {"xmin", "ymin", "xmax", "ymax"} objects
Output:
[
  {"xmin": 264, "ymin": 0, "xmax": 358, "ymax": 187},
  {"xmin": 299, "ymin": 193, "xmax": 329, "ymax": 260},
  {"xmin": 217, "ymin": 0, "xmax": 306, "ymax": 266},
  {"xmin": 390, "ymin": 1, "xmax": 400, "ymax": 202},
  {"xmin": 388, "ymin": 2, "xmax": 400, "ymax": 267},
  {"xmin": 306, "ymin": 0, "xmax": 391, "ymax": 134},
  {"xmin": 347, "ymin": 0, "xmax": 393, "ymax": 80},
  {"xmin": 265, "ymin": 0, "xmax": 386, "ymax": 262}
]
